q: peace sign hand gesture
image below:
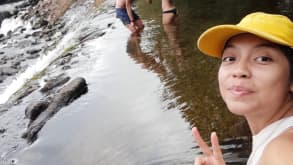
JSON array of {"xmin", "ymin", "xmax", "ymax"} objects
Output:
[{"xmin": 192, "ymin": 127, "xmax": 226, "ymax": 165}]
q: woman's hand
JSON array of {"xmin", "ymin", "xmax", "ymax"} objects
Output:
[{"xmin": 192, "ymin": 127, "xmax": 226, "ymax": 165}]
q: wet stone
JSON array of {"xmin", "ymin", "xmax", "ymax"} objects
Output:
[
  {"xmin": 0, "ymin": 128, "xmax": 6, "ymax": 134},
  {"xmin": 9, "ymin": 158, "xmax": 18, "ymax": 165},
  {"xmin": 58, "ymin": 58, "xmax": 71, "ymax": 65},
  {"xmin": 11, "ymin": 61, "xmax": 21, "ymax": 69},
  {"xmin": 20, "ymin": 27, "xmax": 26, "ymax": 33},
  {"xmin": 24, "ymin": 34, "xmax": 31, "ymax": 38},
  {"xmin": 0, "ymin": 67, "xmax": 18, "ymax": 76},
  {"xmin": 0, "ymin": 60, "xmax": 7, "ymax": 65},
  {"xmin": 0, "ymin": 76, "xmax": 5, "ymax": 83},
  {"xmin": 18, "ymin": 39, "xmax": 35, "ymax": 48},
  {"xmin": 32, "ymin": 31, "xmax": 42, "ymax": 37},
  {"xmin": 26, "ymin": 53, "xmax": 40, "ymax": 59},
  {"xmin": 16, "ymin": 53, "xmax": 24, "ymax": 58},
  {"xmin": 41, "ymin": 75, "xmax": 70, "ymax": 92},
  {"xmin": 45, "ymin": 37, "xmax": 52, "ymax": 41},
  {"xmin": 24, "ymin": 77, "xmax": 88, "ymax": 143},
  {"xmin": 25, "ymin": 100, "xmax": 49, "ymax": 121},
  {"xmin": 70, "ymin": 60, "xmax": 79, "ymax": 65},
  {"xmin": 26, "ymin": 48, "xmax": 41, "ymax": 54},
  {"xmin": 31, "ymin": 18, "xmax": 49, "ymax": 30},
  {"xmin": 31, "ymin": 40, "xmax": 39, "ymax": 45},
  {"xmin": 62, "ymin": 65, "xmax": 71, "ymax": 70},
  {"xmin": 1, "ymin": 55, "xmax": 9, "ymax": 61}
]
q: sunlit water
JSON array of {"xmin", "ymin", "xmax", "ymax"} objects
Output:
[{"xmin": 1, "ymin": 0, "xmax": 293, "ymax": 164}]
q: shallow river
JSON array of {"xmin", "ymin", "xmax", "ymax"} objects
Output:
[{"xmin": 2, "ymin": 0, "xmax": 293, "ymax": 164}]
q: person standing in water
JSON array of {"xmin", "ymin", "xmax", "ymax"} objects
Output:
[
  {"xmin": 161, "ymin": 0, "xmax": 183, "ymax": 70},
  {"xmin": 115, "ymin": 0, "xmax": 144, "ymax": 34},
  {"xmin": 193, "ymin": 12, "xmax": 293, "ymax": 165},
  {"xmin": 161, "ymin": 0, "xmax": 177, "ymax": 24}
]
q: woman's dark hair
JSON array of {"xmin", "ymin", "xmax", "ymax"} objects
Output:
[{"xmin": 279, "ymin": 45, "xmax": 293, "ymax": 82}]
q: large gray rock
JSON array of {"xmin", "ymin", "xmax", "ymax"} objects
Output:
[
  {"xmin": 25, "ymin": 100, "xmax": 49, "ymax": 122},
  {"xmin": 40, "ymin": 75, "xmax": 70, "ymax": 92},
  {"xmin": 23, "ymin": 77, "xmax": 88, "ymax": 143}
]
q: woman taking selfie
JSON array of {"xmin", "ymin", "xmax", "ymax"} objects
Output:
[{"xmin": 193, "ymin": 12, "xmax": 293, "ymax": 165}]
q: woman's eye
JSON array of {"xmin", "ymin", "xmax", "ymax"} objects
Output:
[
  {"xmin": 255, "ymin": 56, "xmax": 273, "ymax": 63},
  {"xmin": 222, "ymin": 56, "xmax": 236, "ymax": 62}
]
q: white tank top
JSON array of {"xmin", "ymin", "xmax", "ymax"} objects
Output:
[{"xmin": 247, "ymin": 116, "xmax": 293, "ymax": 165}]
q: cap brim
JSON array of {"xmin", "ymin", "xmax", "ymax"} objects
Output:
[{"xmin": 197, "ymin": 25, "xmax": 289, "ymax": 58}]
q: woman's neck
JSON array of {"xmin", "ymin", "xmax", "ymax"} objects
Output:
[{"xmin": 246, "ymin": 100, "xmax": 293, "ymax": 135}]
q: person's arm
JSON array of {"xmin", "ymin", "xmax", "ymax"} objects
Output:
[
  {"xmin": 125, "ymin": 0, "xmax": 135, "ymax": 23},
  {"xmin": 192, "ymin": 127, "xmax": 226, "ymax": 165},
  {"xmin": 259, "ymin": 130, "xmax": 293, "ymax": 165}
]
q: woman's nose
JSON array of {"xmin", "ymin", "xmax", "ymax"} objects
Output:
[{"xmin": 232, "ymin": 62, "xmax": 251, "ymax": 78}]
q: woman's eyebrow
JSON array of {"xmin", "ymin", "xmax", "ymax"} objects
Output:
[
  {"xmin": 255, "ymin": 43, "xmax": 279, "ymax": 49},
  {"xmin": 223, "ymin": 43, "xmax": 235, "ymax": 49}
]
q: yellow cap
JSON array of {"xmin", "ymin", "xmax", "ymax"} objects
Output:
[{"xmin": 197, "ymin": 12, "xmax": 293, "ymax": 58}]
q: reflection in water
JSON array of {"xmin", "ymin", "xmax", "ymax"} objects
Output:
[
  {"xmin": 127, "ymin": 35, "xmax": 166, "ymax": 75},
  {"xmin": 163, "ymin": 23, "xmax": 184, "ymax": 72},
  {"xmin": 135, "ymin": 1, "xmax": 270, "ymax": 164},
  {"xmin": 127, "ymin": 27, "xmax": 250, "ymax": 164}
]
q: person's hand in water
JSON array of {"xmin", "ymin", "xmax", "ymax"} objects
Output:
[{"xmin": 192, "ymin": 127, "xmax": 226, "ymax": 165}]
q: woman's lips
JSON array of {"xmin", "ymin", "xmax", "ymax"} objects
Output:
[{"xmin": 228, "ymin": 86, "xmax": 254, "ymax": 96}]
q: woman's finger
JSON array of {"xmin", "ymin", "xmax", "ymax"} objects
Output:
[
  {"xmin": 211, "ymin": 132, "xmax": 224, "ymax": 161},
  {"xmin": 194, "ymin": 156, "xmax": 206, "ymax": 165},
  {"xmin": 192, "ymin": 127, "xmax": 212, "ymax": 156}
]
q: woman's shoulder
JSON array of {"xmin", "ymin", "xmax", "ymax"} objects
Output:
[{"xmin": 260, "ymin": 128, "xmax": 293, "ymax": 165}]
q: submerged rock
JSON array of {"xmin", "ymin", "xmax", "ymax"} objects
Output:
[
  {"xmin": 23, "ymin": 77, "xmax": 88, "ymax": 143},
  {"xmin": 25, "ymin": 100, "xmax": 49, "ymax": 122},
  {"xmin": 0, "ymin": 128, "xmax": 6, "ymax": 134},
  {"xmin": 40, "ymin": 75, "xmax": 70, "ymax": 92}
]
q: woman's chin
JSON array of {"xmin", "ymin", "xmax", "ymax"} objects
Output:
[{"xmin": 226, "ymin": 103, "xmax": 255, "ymax": 116}]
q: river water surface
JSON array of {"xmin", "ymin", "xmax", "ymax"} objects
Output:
[{"xmin": 2, "ymin": 0, "xmax": 293, "ymax": 165}]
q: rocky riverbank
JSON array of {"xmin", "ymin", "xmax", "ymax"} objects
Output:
[{"xmin": 0, "ymin": 0, "xmax": 107, "ymax": 162}]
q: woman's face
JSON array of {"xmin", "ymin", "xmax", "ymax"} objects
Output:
[{"xmin": 218, "ymin": 33, "xmax": 293, "ymax": 117}]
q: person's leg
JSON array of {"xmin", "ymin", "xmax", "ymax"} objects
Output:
[
  {"xmin": 162, "ymin": 9, "xmax": 177, "ymax": 24},
  {"xmin": 134, "ymin": 19, "xmax": 144, "ymax": 31},
  {"xmin": 116, "ymin": 8, "xmax": 138, "ymax": 33},
  {"xmin": 163, "ymin": 13, "xmax": 176, "ymax": 24},
  {"xmin": 131, "ymin": 10, "xmax": 144, "ymax": 32}
]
